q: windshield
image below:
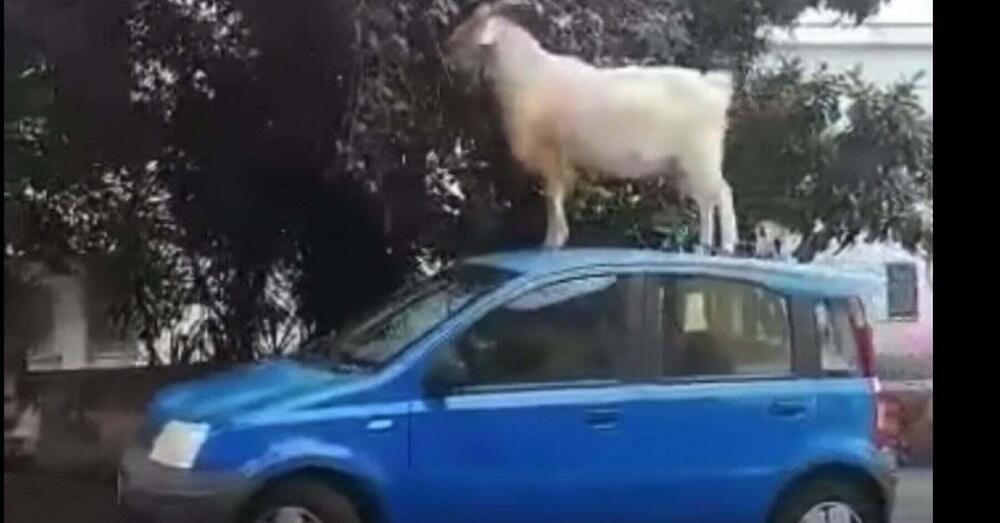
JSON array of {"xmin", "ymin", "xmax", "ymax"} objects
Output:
[{"xmin": 298, "ymin": 264, "xmax": 515, "ymax": 371}]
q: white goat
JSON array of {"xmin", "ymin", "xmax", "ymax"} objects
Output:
[{"xmin": 444, "ymin": 2, "xmax": 738, "ymax": 251}]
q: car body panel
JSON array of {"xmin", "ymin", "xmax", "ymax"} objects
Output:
[{"xmin": 122, "ymin": 249, "xmax": 894, "ymax": 523}]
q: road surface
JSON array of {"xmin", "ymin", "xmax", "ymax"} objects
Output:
[
  {"xmin": 894, "ymin": 468, "xmax": 933, "ymax": 523},
  {"xmin": 4, "ymin": 467, "xmax": 932, "ymax": 522}
]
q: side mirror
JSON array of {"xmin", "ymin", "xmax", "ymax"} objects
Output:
[{"xmin": 422, "ymin": 356, "xmax": 470, "ymax": 399}]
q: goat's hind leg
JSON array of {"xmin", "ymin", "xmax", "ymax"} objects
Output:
[
  {"xmin": 694, "ymin": 196, "xmax": 716, "ymax": 255},
  {"xmin": 542, "ymin": 179, "xmax": 570, "ymax": 248},
  {"xmin": 680, "ymin": 144, "xmax": 736, "ymax": 255},
  {"xmin": 716, "ymin": 180, "xmax": 738, "ymax": 254}
]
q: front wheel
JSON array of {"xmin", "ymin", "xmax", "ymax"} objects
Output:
[
  {"xmin": 243, "ymin": 479, "xmax": 362, "ymax": 523},
  {"xmin": 772, "ymin": 478, "xmax": 885, "ymax": 523}
]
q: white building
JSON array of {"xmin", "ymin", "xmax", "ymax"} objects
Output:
[
  {"xmin": 759, "ymin": 0, "xmax": 933, "ymax": 360},
  {"xmin": 766, "ymin": 0, "xmax": 933, "ymax": 114}
]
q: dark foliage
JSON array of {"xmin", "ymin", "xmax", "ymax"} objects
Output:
[{"xmin": 5, "ymin": 0, "xmax": 931, "ymax": 364}]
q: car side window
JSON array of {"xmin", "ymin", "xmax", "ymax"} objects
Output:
[
  {"xmin": 650, "ymin": 276, "xmax": 793, "ymax": 379},
  {"xmin": 434, "ymin": 274, "xmax": 644, "ymax": 388},
  {"xmin": 816, "ymin": 299, "xmax": 861, "ymax": 375}
]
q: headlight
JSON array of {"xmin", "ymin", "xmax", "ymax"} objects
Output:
[{"xmin": 148, "ymin": 420, "xmax": 210, "ymax": 469}]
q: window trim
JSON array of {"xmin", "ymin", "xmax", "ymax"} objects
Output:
[
  {"xmin": 650, "ymin": 373, "xmax": 801, "ymax": 387},
  {"xmin": 448, "ymin": 378, "xmax": 624, "ymax": 397},
  {"xmin": 418, "ymin": 267, "xmax": 870, "ymax": 394}
]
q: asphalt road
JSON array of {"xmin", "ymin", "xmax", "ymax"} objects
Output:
[
  {"xmin": 4, "ymin": 467, "xmax": 932, "ymax": 523},
  {"xmin": 894, "ymin": 468, "xmax": 933, "ymax": 523}
]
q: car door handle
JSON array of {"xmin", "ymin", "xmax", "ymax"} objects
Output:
[
  {"xmin": 768, "ymin": 400, "xmax": 808, "ymax": 417},
  {"xmin": 585, "ymin": 408, "xmax": 620, "ymax": 429}
]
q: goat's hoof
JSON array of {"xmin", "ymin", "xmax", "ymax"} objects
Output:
[{"xmin": 541, "ymin": 233, "xmax": 569, "ymax": 249}]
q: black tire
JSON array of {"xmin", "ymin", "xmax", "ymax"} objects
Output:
[
  {"xmin": 772, "ymin": 478, "xmax": 884, "ymax": 523},
  {"xmin": 243, "ymin": 479, "xmax": 362, "ymax": 523}
]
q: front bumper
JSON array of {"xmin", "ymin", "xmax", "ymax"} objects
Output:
[{"xmin": 117, "ymin": 447, "xmax": 255, "ymax": 523}]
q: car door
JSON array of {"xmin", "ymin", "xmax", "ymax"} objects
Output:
[
  {"xmin": 407, "ymin": 273, "xmax": 650, "ymax": 523},
  {"xmin": 630, "ymin": 274, "xmax": 819, "ymax": 523}
]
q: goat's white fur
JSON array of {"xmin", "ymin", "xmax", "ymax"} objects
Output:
[{"xmin": 446, "ymin": 4, "xmax": 739, "ymax": 251}]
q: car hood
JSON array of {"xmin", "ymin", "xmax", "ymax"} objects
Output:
[{"xmin": 147, "ymin": 359, "xmax": 361, "ymax": 427}]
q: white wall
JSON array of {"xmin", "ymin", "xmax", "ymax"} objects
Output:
[
  {"xmin": 24, "ymin": 272, "xmax": 141, "ymax": 372},
  {"xmin": 766, "ymin": 0, "xmax": 933, "ymax": 114},
  {"xmin": 755, "ymin": 222, "xmax": 932, "ymax": 358},
  {"xmin": 36, "ymin": 276, "xmax": 89, "ymax": 370},
  {"xmin": 756, "ymin": 0, "xmax": 933, "ymax": 359},
  {"xmin": 814, "ymin": 244, "xmax": 932, "ymax": 358}
]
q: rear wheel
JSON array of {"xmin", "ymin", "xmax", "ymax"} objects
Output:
[
  {"xmin": 772, "ymin": 478, "xmax": 884, "ymax": 523},
  {"xmin": 244, "ymin": 479, "xmax": 362, "ymax": 523}
]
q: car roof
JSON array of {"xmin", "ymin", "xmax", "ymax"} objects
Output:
[{"xmin": 464, "ymin": 248, "xmax": 884, "ymax": 298}]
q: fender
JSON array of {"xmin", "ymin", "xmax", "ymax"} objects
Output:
[{"xmin": 239, "ymin": 436, "xmax": 388, "ymax": 488}]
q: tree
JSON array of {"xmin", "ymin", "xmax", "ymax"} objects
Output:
[
  {"xmin": 728, "ymin": 61, "xmax": 932, "ymax": 260},
  {"xmin": 341, "ymin": 0, "xmax": 901, "ymax": 258},
  {"xmin": 6, "ymin": 0, "xmax": 931, "ymax": 365},
  {"xmin": 124, "ymin": 0, "xmax": 408, "ymax": 360}
]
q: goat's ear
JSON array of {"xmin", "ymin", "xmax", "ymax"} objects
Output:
[{"xmin": 477, "ymin": 17, "xmax": 500, "ymax": 46}]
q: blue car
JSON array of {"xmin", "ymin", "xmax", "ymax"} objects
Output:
[{"xmin": 119, "ymin": 249, "xmax": 898, "ymax": 523}]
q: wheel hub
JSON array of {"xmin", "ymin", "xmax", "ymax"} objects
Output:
[{"xmin": 799, "ymin": 501, "xmax": 863, "ymax": 523}]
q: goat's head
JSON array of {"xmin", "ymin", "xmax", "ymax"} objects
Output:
[{"xmin": 442, "ymin": 3, "xmax": 508, "ymax": 78}]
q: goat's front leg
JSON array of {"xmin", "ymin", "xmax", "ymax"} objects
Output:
[{"xmin": 543, "ymin": 179, "xmax": 569, "ymax": 248}]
